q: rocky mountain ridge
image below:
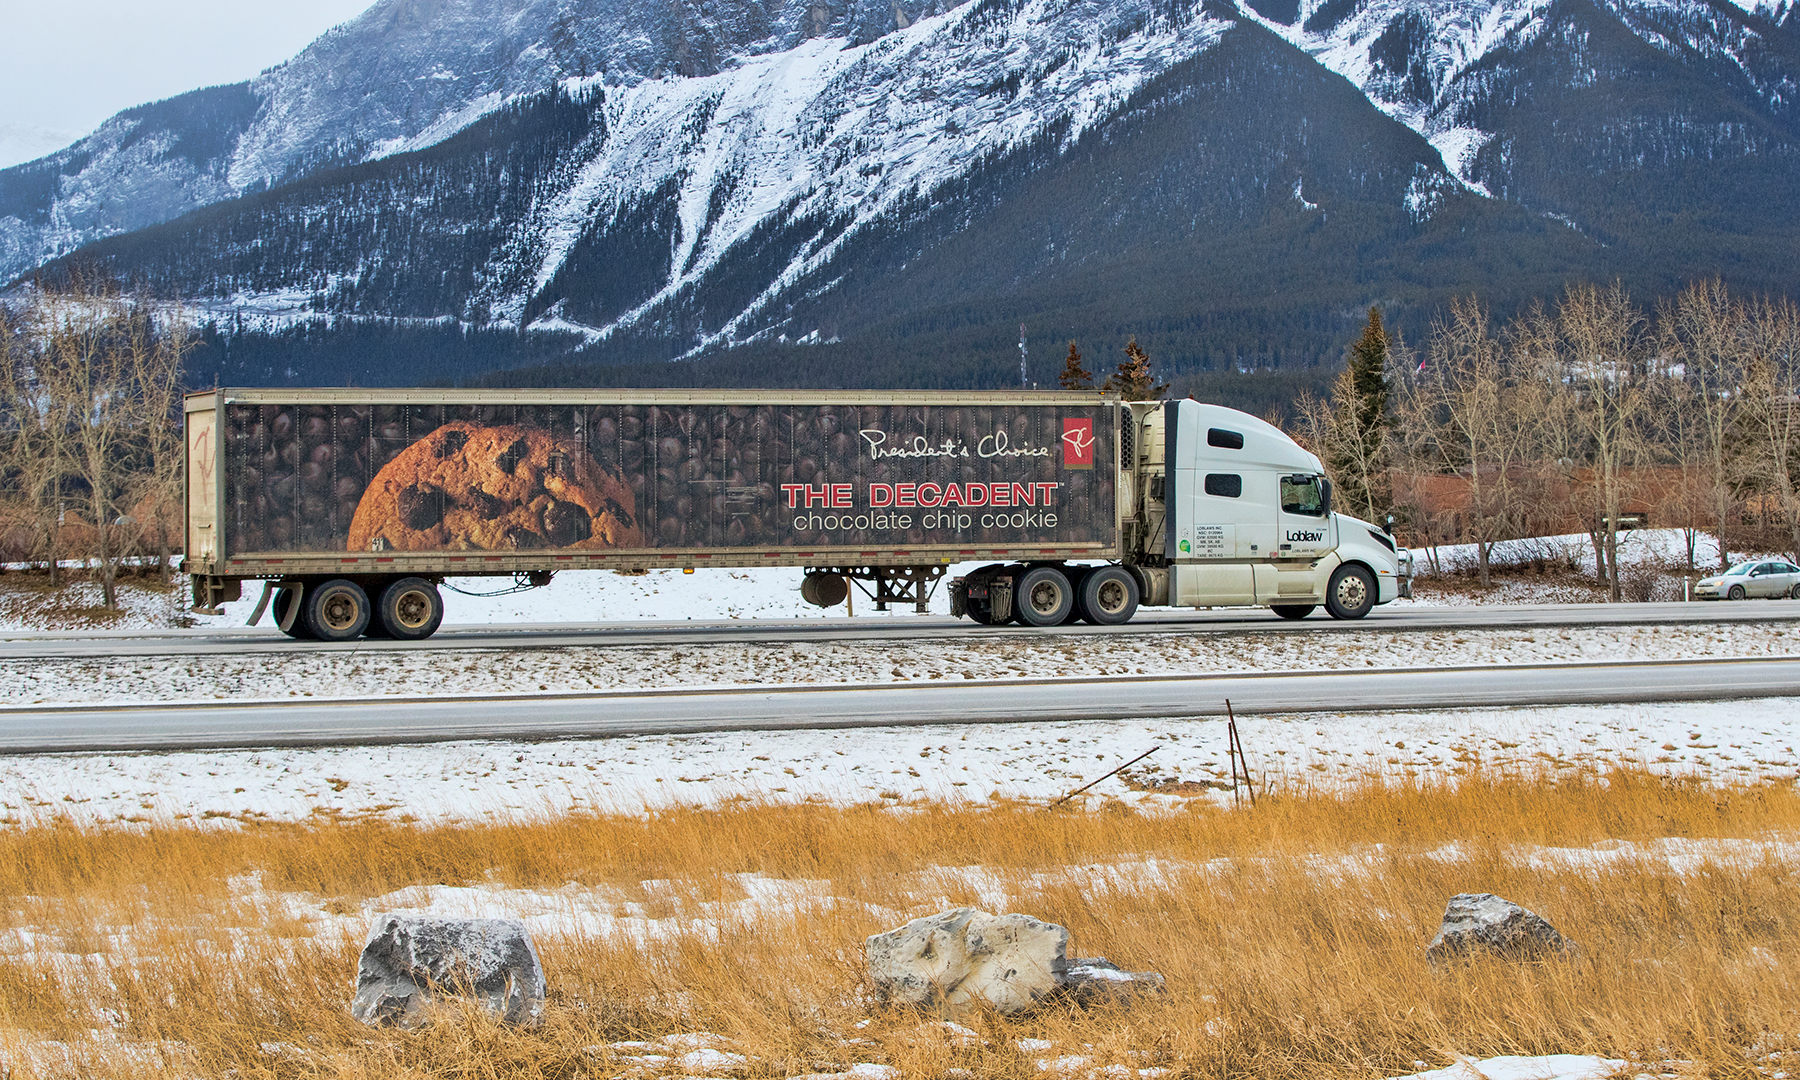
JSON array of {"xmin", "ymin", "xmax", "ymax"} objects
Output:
[{"xmin": 3, "ymin": 0, "xmax": 1795, "ymax": 386}]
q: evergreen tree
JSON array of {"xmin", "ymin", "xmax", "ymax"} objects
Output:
[
  {"xmin": 1326, "ymin": 306, "xmax": 1392, "ymax": 522},
  {"xmin": 1058, "ymin": 340, "xmax": 1094, "ymax": 389},
  {"xmin": 1104, "ymin": 337, "xmax": 1169, "ymax": 399}
]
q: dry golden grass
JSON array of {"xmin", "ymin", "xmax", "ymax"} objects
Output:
[{"xmin": 2, "ymin": 767, "xmax": 1798, "ymax": 1079}]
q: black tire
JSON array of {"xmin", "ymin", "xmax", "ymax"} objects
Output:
[
  {"xmin": 377, "ymin": 577, "xmax": 444, "ymax": 640},
  {"xmin": 1790, "ymin": 583, "xmax": 1800, "ymax": 600},
  {"xmin": 304, "ymin": 579, "xmax": 371, "ymax": 641},
  {"xmin": 968, "ymin": 599, "xmax": 996, "ymax": 624},
  {"xmin": 1728, "ymin": 584, "xmax": 1746, "ymax": 601},
  {"xmin": 1076, "ymin": 565, "xmax": 1140, "ymax": 625},
  {"xmin": 272, "ymin": 586, "xmax": 314, "ymax": 639},
  {"xmin": 1272, "ymin": 604, "xmax": 1316, "ymax": 620},
  {"xmin": 1325, "ymin": 565, "xmax": 1376, "ymax": 620},
  {"xmin": 1014, "ymin": 566, "xmax": 1074, "ymax": 627}
]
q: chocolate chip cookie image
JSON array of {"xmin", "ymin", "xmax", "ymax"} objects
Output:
[{"xmin": 347, "ymin": 422, "xmax": 643, "ymax": 552}]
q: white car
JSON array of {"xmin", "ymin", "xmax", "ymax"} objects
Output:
[{"xmin": 1694, "ymin": 559, "xmax": 1800, "ymax": 600}]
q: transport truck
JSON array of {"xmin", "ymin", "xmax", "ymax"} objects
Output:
[{"xmin": 183, "ymin": 389, "xmax": 1410, "ymax": 640}]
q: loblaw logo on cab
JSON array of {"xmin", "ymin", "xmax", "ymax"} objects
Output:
[{"xmin": 1061, "ymin": 418, "xmax": 1095, "ymax": 470}]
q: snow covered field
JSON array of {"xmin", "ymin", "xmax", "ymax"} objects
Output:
[
  {"xmin": 6, "ymin": 621, "xmax": 1798, "ymax": 705},
  {"xmin": 5, "ymin": 698, "xmax": 1796, "ymax": 827}
]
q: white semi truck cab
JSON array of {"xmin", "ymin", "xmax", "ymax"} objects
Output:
[{"xmin": 951, "ymin": 399, "xmax": 1411, "ymax": 624}]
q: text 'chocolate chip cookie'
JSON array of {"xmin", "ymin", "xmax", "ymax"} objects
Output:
[{"xmin": 347, "ymin": 422, "xmax": 643, "ymax": 552}]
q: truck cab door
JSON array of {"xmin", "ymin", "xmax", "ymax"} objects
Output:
[{"xmin": 1276, "ymin": 474, "xmax": 1333, "ymax": 559}]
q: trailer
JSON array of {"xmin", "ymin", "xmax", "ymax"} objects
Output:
[{"xmin": 183, "ymin": 389, "xmax": 1409, "ymax": 640}]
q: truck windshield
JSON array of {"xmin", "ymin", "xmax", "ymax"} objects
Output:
[{"xmin": 1281, "ymin": 475, "xmax": 1326, "ymax": 517}]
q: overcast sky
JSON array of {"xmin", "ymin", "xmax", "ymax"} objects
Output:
[{"xmin": 0, "ymin": 0, "xmax": 376, "ymax": 168}]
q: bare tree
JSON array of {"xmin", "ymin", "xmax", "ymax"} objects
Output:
[
  {"xmin": 1660, "ymin": 279, "xmax": 1745, "ymax": 570},
  {"xmin": 0, "ymin": 299, "xmax": 72, "ymax": 585},
  {"xmin": 1524, "ymin": 282, "xmax": 1653, "ymax": 602},
  {"xmin": 124, "ymin": 299, "xmax": 194, "ymax": 585},
  {"xmin": 5, "ymin": 274, "xmax": 193, "ymax": 609},
  {"xmin": 1399, "ymin": 296, "xmax": 1527, "ymax": 588},
  {"xmin": 1740, "ymin": 295, "xmax": 1800, "ymax": 563}
]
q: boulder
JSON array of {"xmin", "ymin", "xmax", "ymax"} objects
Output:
[
  {"xmin": 866, "ymin": 908, "xmax": 1069, "ymax": 1016},
  {"xmin": 350, "ymin": 914, "xmax": 546, "ymax": 1028},
  {"xmin": 865, "ymin": 909, "xmax": 1165, "ymax": 1017},
  {"xmin": 1063, "ymin": 956, "xmax": 1166, "ymax": 1004},
  {"xmin": 1426, "ymin": 894, "xmax": 1579, "ymax": 966}
]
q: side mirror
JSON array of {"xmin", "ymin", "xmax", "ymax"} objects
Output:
[{"xmin": 1320, "ymin": 477, "xmax": 1332, "ymax": 516}]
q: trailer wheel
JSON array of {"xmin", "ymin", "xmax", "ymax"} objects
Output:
[
  {"xmin": 1271, "ymin": 604, "xmax": 1315, "ymax": 620},
  {"xmin": 967, "ymin": 598, "xmax": 996, "ymax": 624},
  {"xmin": 272, "ymin": 586, "xmax": 314, "ymax": 640},
  {"xmin": 1325, "ymin": 565, "xmax": 1376, "ymax": 620},
  {"xmin": 1014, "ymin": 566, "xmax": 1074, "ymax": 627},
  {"xmin": 304, "ymin": 579, "xmax": 371, "ymax": 641},
  {"xmin": 377, "ymin": 577, "xmax": 444, "ymax": 640},
  {"xmin": 1076, "ymin": 566, "xmax": 1140, "ymax": 625}
]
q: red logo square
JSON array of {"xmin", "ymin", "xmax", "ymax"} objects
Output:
[{"xmin": 1062, "ymin": 418, "xmax": 1095, "ymax": 470}]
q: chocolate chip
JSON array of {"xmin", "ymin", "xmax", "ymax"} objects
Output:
[
  {"xmin": 436, "ymin": 429, "xmax": 469, "ymax": 459},
  {"xmin": 397, "ymin": 484, "xmax": 443, "ymax": 531},
  {"xmin": 463, "ymin": 489, "xmax": 505, "ymax": 517},
  {"xmin": 505, "ymin": 526, "xmax": 543, "ymax": 550},
  {"xmin": 542, "ymin": 500, "xmax": 592, "ymax": 546},
  {"xmin": 496, "ymin": 438, "xmax": 528, "ymax": 475}
]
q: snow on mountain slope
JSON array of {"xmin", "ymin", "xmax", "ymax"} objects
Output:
[
  {"xmin": 1251, "ymin": 0, "xmax": 1542, "ymax": 183},
  {"xmin": 0, "ymin": 0, "xmax": 937, "ymax": 283},
  {"xmin": 483, "ymin": 0, "xmax": 1235, "ymax": 350},
  {"xmin": 1241, "ymin": 0, "xmax": 1796, "ymax": 193}
]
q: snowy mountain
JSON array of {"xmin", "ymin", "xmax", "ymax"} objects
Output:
[{"xmin": 3, "ymin": 0, "xmax": 1796, "ymax": 385}]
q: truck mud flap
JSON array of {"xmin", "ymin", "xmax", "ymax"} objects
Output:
[
  {"xmin": 990, "ymin": 580, "xmax": 1013, "ymax": 623},
  {"xmin": 275, "ymin": 582, "xmax": 304, "ymax": 634},
  {"xmin": 949, "ymin": 580, "xmax": 969, "ymax": 619},
  {"xmin": 246, "ymin": 582, "xmax": 274, "ymax": 627}
]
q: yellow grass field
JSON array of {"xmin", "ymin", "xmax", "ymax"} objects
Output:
[{"xmin": 2, "ymin": 768, "xmax": 1797, "ymax": 1079}]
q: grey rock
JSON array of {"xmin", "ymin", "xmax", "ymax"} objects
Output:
[
  {"xmin": 866, "ymin": 910, "xmax": 1165, "ymax": 1017},
  {"xmin": 1063, "ymin": 956, "xmax": 1166, "ymax": 1004},
  {"xmin": 866, "ymin": 908, "xmax": 1069, "ymax": 1017},
  {"xmin": 350, "ymin": 914, "xmax": 546, "ymax": 1028},
  {"xmin": 1427, "ymin": 893, "xmax": 1579, "ymax": 966}
]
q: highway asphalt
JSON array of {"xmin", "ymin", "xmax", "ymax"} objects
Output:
[
  {"xmin": 3, "ymin": 656, "xmax": 1797, "ymax": 753},
  {"xmin": 4, "ymin": 599, "xmax": 1800, "ymax": 659}
]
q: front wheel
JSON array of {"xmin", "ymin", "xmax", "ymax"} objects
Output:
[
  {"xmin": 1014, "ymin": 566, "xmax": 1074, "ymax": 627},
  {"xmin": 1790, "ymin": 583, "xmax": 1800, "ymax": 600},
  {"xmin": 377, "ymin": 577, "xmax": 444, "ymax": 640},
  {"xmin": 304, "ymin": 579, "xmax": 371, "ymax": 641},
  {"xmin": 1075, "ymin": 566, "xmax": 1140, "ymax": 625},
  {"xmin": 1325, "ymin": 565, "xmax": 1376, "ymax": 620},
  {"xmin": 1272, "ymin": 604, "xmax": 1315, "ymax": 620},
  {"xmin": 1728, "ymin": 584, "xmax": 1746, "ymax": 601}
]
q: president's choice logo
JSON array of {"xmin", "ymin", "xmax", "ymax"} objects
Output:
[{"xmin": 1062, "ymin": 418, "xmax": 1095, "ymax": 470}]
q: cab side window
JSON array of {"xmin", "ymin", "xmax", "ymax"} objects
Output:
[
  {"xmin": 1204, "ymin": 474, "xmax": 1242, "ymax": 498},
  {"xmin": 1281, "ymin": 475, "xmax": 1326, "ymax": 516}
]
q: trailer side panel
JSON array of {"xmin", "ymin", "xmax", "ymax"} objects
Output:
[{"xmin": 209, "ymin": 393, "xmax": 1118, "ymax": 575}]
